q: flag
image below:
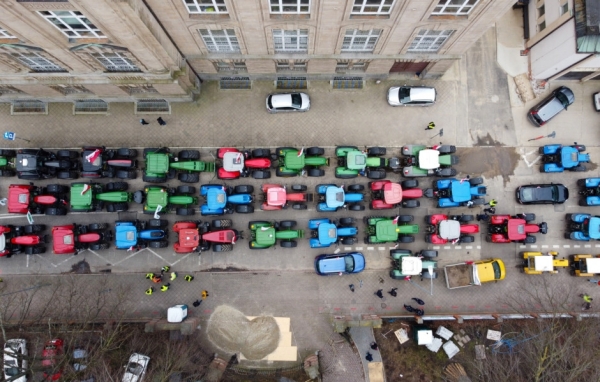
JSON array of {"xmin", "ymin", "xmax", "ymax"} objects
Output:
[
  {"xmin": 236, "ymin": 152, "xmax": 242, "ymax": 161},
  {"xmin": 80, "ymin": 184, "xmax": 91, "ymax": 195},
  {"xmin": 127, "ymin": 246, "xmax": 135, "ymax": 252},
  {"xmin": 297, "ymin": 147, "xmax": 304, "ymax": 157},
  {"xmin": 154, "ymin": 205, "xmax": 163, "ymax": 219},
  {"xmin": 85, "ymin": 149, "xmax": 101, "ymax": 163},
  {"xmin": 0, "ymin": 198, "xmax": 6, "ymax": 206},
  {"xmin": 392, "ymin": 216, "xmax": 399, "ymax": 224},
  {"xmin": 432, "ymin": 145, "xmax": 440, "ymax": 150},
  {"xmin": 231, "ymin": 235, "xmax": 237, "ymax": 245},
  {"xmin": 26, "ymin": 211, "xmax": 34, "ymax": 225}
]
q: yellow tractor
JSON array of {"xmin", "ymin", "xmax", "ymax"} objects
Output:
[
  {"xmin": 522, "ymin": 251, "xmax": 568, "ymax": 275},
  {"xmin": 568, "ymin": 254, "xmax": 600, "ymax": 277}
]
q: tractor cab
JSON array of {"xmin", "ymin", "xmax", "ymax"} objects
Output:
[
  {"xmin": 325, "ymin": 186, "xmax": 345, "ymax": 208},
  {"xmin": 346, "ymin": 151, "xmax": 367, "ymax": 170},
  {"xmin": 8, "ymin": 185, "xmax": 31, "ymax": 214},
  {"xmin": 439, "ymin": 220, "xmax": 460, "ymax": 241},
  {"xmin": 418, "ymin": 149, "xmax": 440, "ymax": 170},
  {"xmin": 283, "ymin": 151, "xmax": 305, "ymax": 171},
  {"xmin": 266, "ymin": 186, "xmax": 287, "ymax": 207},
  {"xmin": 222, "ymin": 151, "xmax": 245, "ymax": 173}
]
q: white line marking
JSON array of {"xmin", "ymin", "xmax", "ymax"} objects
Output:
[
  {"xmin": 378, "ymin": 247, "xmax": 385, "ymax": 251},
  {"xmin": 563, "ymin": 245, "xmax": 571, "ymax": 248},
  {"xmin": 477, "ymin": 246, "xmax": 481, "ymax": 249},
  {"xmin": 553, "ymin": 245, "xmax": 560, "ymax": 248},
  {"xmin": 36, "ymin": 254, "xmax": 57, "ymax": 267},
  {"xmin": 574, "ymin": 245, "xmax": 581, "ymax": 248},
  {"xmin": 171, "ymin": 253, "xmax": 193, "ymax": 266},
  {"xmin": 88, "ymin": 250, "xmax": 113, "ymax": 265},
  {"xmin": 356, "ymin": 247, "xmax": 363, "ymax": 250},
  {"xmin": 520, "ymin": 148, "xmax": 542, "ymax": 168},
  {"xmin": 432, "ymin": 246, "xmax": 440, "ymax": 249},
  {"xmin": 585, "ymin": 245, "xmax": 592, "ymax": 248},
  {"xmin": 520, "ymin": 245, "xmax": 526, "ymax": 248},
  {"xmin": 112, "ymin": 249, "xmax": 146, "ymax": 266},
  {"xmin": 530, "ymin": 245, "xmax": 538, "ymax": 248},
  {"xmin": 541, "ymin": 245, "xmax": 548, "ymax": 248},
  {"xmin": 26, "ymin": 254, "xmax": 29, "ymax": 268},
  {"xmin": 334, "ymin": 248, "xmax": 340, "ymax": 254},
  {"xmin": 465, "ymin": 246, "xmax": 472, "ymax": 249},
  {"xmin": 367, "ymin": 247, "xmax": 374, "ymax": 250},
  {"xmin": 344, "ymin": 247, "xmax": 352, "ymax": 250},
  {"xmin": 595, "ymin": 245, "xmax": 600, "ymax": 248},
  {"xmin": 455, "ymin": 246, "xmax": 462, "ymax": 249},
  {"xmin": 444, "ymin": 246, "xmax": 451, "ymax": 250}
]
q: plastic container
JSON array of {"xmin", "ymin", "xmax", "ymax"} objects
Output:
[{"xmin": 167, "ymin": 304, "xmax": 188, "ymax": 323}]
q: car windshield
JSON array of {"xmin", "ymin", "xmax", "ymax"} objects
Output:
[
  {"xmin": 556, "ymin": 92, "xmax": 569, "ymax": 107},
  {"xmin": 267, "ymin": 96, "xmax": 273, "ymax": 109},
  {"xmin": 127, "ymin": 362, "xmax": 144, "ymax": 375},
  {"xmin": 492, "ymin": 261, "xmax": 501, "ymax": 279},
  {"xmin": 344, "ymin": 255, "xmax": 355, "ymax": 273},
  {"xmin": 291, "ymin": 93, "xmax": 302, "ymax": 108},
  {"xmin": 398, "ymin": 87, "xmax": 411, "ymax": 104},
  {"xmin": 4, "ymin": 366, "xmax": 19, "ymax": 376}
]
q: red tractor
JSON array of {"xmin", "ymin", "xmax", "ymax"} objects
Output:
[
  {"xmin": 52, "ymin": 223, "xmax": 112, "ymax": 254},
  {"xmin": 424, "ymin": 214, "xmax": 479, "ymax": 244},
  {"xmin": 486, "ymin": 214, "xmax": 547, "ymax": 243},
  {"xmin": 8, "ymin": 183, "xmax": 69, "ymax": 216},
  {"xmin": 260, "ymin": 183, "xmax": 313, "ymax": 210},
  {"xmin": 0, "ymin": 224, "xmax": 48, "ymax": 257},
  {"xmin": 173, "ymin": 219, "xmax": 241, "ymax": 253},
  {"xmin": 217, "ymin": 148, "xmax": 272, "ymax": 179},
  {"xmin": 369, "ymin": 179, "xmax": 423, "ymax": 209}
]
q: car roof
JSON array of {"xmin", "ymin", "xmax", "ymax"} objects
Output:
[
  {"xmin": 270, "ymin": 94, "xmax": 293, "ymax": 108},
  {"xmin": 406, "ymin": 86, "xmax": 436, "ymax": 101}
]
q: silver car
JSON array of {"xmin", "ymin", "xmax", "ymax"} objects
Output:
[
  {"xmin": 387, "ymin": 86, "xmax": 437, "ymax": 106},
  {"xmin": 4, "ymin": 339, "xmax": 27, "ymax": 382},
  {"xmin": 266, "ymin": 93, "xmax": 310, "ymax": 113},
  {"xmin": 122, "ymin": 353, "xmax": 150, "ymax": 382}
]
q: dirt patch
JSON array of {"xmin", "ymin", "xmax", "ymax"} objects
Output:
[
  {"xmin": 69, "ymin": 260, "xmax": 91, "ymax": 274},
  {"xmin": 204, "ymin": 266, "xmax": 248, "ymax": 272},
  {"xmin": 455, "ymin": 146, "xmax": 520, "ymax": 185}
]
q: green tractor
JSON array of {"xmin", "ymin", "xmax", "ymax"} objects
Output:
[
  {"xmin": 0, "ymin": 149, "xmax": 16, "ymax": 177},
  {"xmin": 248, "ymin": 220, "xmax": 304, "ymax": 249},
  {"xmin": 143, "ymin": 148, "xmax": 215, "ymax": 183},
  {"xmin": 70, "ymin": 182, "xmax": 133, "ymax": 212},
  {"xmin": 275, "ymin": 147, "xmax": 329, "ymax": 177},
  {"xmin": 364, "ymin": 215, "xmax": 419, "ymax": 244},
  {"xmin": 134, "ymin": 185, "xmax": 198, "ymax": 216},
  {"xmin": 335, "ymin": 146, "xmax": 387, "ymax": 179}
]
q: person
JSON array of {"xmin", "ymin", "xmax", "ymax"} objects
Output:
[
  {"xmin": 145, "ymin": 287, "xmax": 154, "ymax": 295},
  {"xmin": 370, "ymin": 342, "xmax": 379, "ymax": 351},
  {"xmin": 161, "ymin": 283, "xmax": 170, "ymax": 292},
  {"xmin": 140, "ymin": 119, "xmax": 149, "ymax": 125},
  {"xmin": 582, "ymin": 294, "xmax": 593, "ymax": 303},
  {"xmin": 375, "ymin": 289, "xmax": 384, "ymax": 299},
  {"xmin": 388, "ymin": 288, "xmax": 398, "ymax": 297},
  {"xmin": 365, "ymin": 352, "xmax": 373, "ymax": 362},
  {"xmin": 349, "ymin": 284, "xmax": 355, "ymax": 292},
  {"xmin": 488, "ymin": 199, "xmax": 497, "ymax": 207},
  {"xmin": 151, "ymin": 275, "xmax": 162, "ymax": 283},
  {"xmin": 476, "ymin": 214, "xmax": 490, "ymax": 222},
  {"xmin": 185, "ymin": 275, "xmax": 194, "ymax": 282},
  {"xmin": 193, "ymin": 300, "xmax": 202, "ymax": 307},
  {"xmin": 145, "ymin": 272, "xmax": 154, "ymax": 279},
  {"xmin": 412, "ymin": 297, "xmax": 425, "ymax": 305},
  {"xmin": 483, "ymin": 207, "xmax": 496, "ymax": 214},
  {"xmin": 161, "ymin": 266, "xmax": 170, "ymax": 274},
  {"xmin": 415, "ymin": 309, "xmax": 424, "ymax": 316},
  {"xmin": 202, "ymin": 290, "xmax": 209, "ymax": 299},
  {"xmin": 425, "ymin": 122, "xmax": 435, "ymax": 130},
  {"xmin": 157, "ymin": 117, "xmax": 166, "ymax": 126},
  {"xmin": 170, "ymin": 272, "xmax": 177, "ymax": 281},
  {"xmin": 403, "ymin": 304, "xmax": 415, "ymax": 312}
]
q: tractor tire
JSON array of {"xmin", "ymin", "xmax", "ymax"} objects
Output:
[
  {"xmin": 420, "ymin": 250, "xmax": 438, "ymax": 258},
  {"xmin": 307, "ymin": 168, "xmax": 325, "ymax": 177},
  {"xmin": 573, "ymin": 144, "xmax": 586, "ymax": 152},
  {"xmin": 341, "ymin": 238, "xmax": 356, "ymax": 245},
  {"xmin": 402, "ymin": 200, "xmax": 420, "ymax": 208},
  {"xmin": 25, "ymin": 246, "xmax": 46, "ymax": 255},
  {"xmin": 252, "ymin": 148, "xmax": 271, "ymax": 158},
  {"xmin": 46, "ymin": 184, "xmax": 69, "ymax": 194},
  {"xmin": 177, "ymin": 185, "xmax": 196, "ymax": 195},
  {"xmin": 91, "ymin": 242, "xmax": 110, "ymax": 251},
  {"xmin": 472, "ymin": 198, "xmax": 485, "ymax": 206},
  {"xmin": 571, "ymin": 165, "xmax": 586, "ymax": 172},
  {"xmin": 89, "ymin": 223, "xmax": 109, "ymax": 231},
  {"xmin": 252, "ymin": 170, "xmax": 271, "ymax": 179},
  {"xmin": 0, "ymin": 170, "xmax": 15, "ymax": 177},
  {"xmin": 58, "ymin": 171, "xmax": 78, "ymax": 180},
  {"xmin": 460, "ymin": 215, "xmax": 474, "ymax": 222},
  {"xmin": 0, "ymin": 149, "xmax": 16, "ymax": 157},
  {"xmin": 339, "ymin": 217, "xmax": 355, "ymax": 226},
  {"xmin": 213, "ymin": 219, "xmax": 232, "ymax": 228},
  {"xmin": 367, "ymin": 147, "xmax": 386, "ymax": 156},
  {"xmin": 349, "ymin": 204, "xmax": 365, "ymax": 211},
  {"xmin": 107, "ymin": 203, "xmax": 128, "ymax": 212},
  {"xmin": 399, "ymin": 236, "xmax": 414, "ymax": 243},
  {"xmin": 213, "ymin": 244, "xmax": 233, "ymax": 252},
  {"xmin": 291, "ymin": 184, "xmax": 307, "ymax": 192},
  {"xmin": 279, "ymin": 220, "xmax": 297, "ymax": 229},
  {"xmin": 176, "ymin": 207, "xmax": 195, "ymax": 216},
  {"xmin": 45, "ymin": 207, "xmax": 67, "ymax": 216},
  {"xmin": 523, "ymin": 213, "xmax": 536, "ymax": 222},
  {"xmin": 577, "ymin": 179, "xmax": 588, "ymax": 187},
  {"xmin": 106, "ymin": 182, "xmax": 128, "ymax": 191},
  {"xmin": 469, "ymin": 177, "xmax": 484, "ymax": 186},
  {"xmin": 421, "ymin": 270, "xmax": 438, "ymax": 279},
  {"xmin": 366, "ymin": 169, "xmax": 386, "ymax": 179},
  {"xmin": 523, "ymin": 235, "xmax": 537, "ymax": 244},
  {"xmin": 117, "ymin": 148, "xmax": 138, "ymax": 158},
  {"xmin": 148, "ymin": 219, "xmax": 168, "ymax": 228},
  {"xmin": 116, "ymin": 169, "xmax": 137, "ymax": 179},
  {"xmin": 24, "ymin": 224, "xmax": 46, "ymax": 234},
  {"xmin": 306, "ymin": 147, "xmax": 324, "ymax": 156},
  {"xmin": 348, "ymin": 184, "xmax": 365, "ymax": 192},
  {"xmin": 437, "ymin": 145, "xmax": 456, "ymax": 154},
  {"xmin": 292, "ymin": 203, "xmax": 308, "ymax": 210},
  {"xmin": 234, "ymin": 185, "xmax": 254, "ymax": 194},
  {"xmin": 398, "ymin": 215, "xmax": 413, "ymax": 223},
  {"xmin": 401, "ymin": 179, "xmax": 419, "ymax": 189},
  {"xmin": 178, "ymin": 150, "xmax": 200, "ymax": 160},
  {"xmin": 235, "ymin": 204, "xmax": 254, "ymax": 214},
  {"xmin": 57, "ymin": 150, "xmax": 79, "ymax": 159},
  {"xmin": 149, "ymin": 240, "xmax": 169, "ymax": 248},
  {"xmin": 178, "ymin": 172, "xmax": 200, "ymax": 183},
  {"xmin": 276, "ymin": 168, "xmax": 297, "ymax": 177},
  {"xmin": 280, "ymin": 240, "xmax": 297, "ymax": 248},
  {"xmin": 143, "ymin": 175, "xmax": 167, "ymax": 183},
  {"xmin": 461, "ymin": 236, "xmax": 475, "ymax": 243}
]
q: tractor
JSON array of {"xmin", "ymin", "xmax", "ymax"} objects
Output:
[
  {"xmin": 8, "ymin": 183, "xmax": 69, "ymax": 216},
  {"xmin": 173, "ymin": 219, "xmax": 240, "ymax": 253},
  {"xmin": 80, "ymin": 146, "xmax": 137, "ymax": 179},
  {"xmin": 308, "ymin": 218, "xmax": 358, "ymax": 248},
  {"xmin": 260, "ymin": 183, "xmax": 312, "ymax": 210},
  {"xmin": 52, "ymin": 223, "xmax": 112, "ymax": 254},
  {"xmin": 334, "ymin": 146, "xmax": 387, "ymax": 179},
  {"xmin": 70, "ymin": 182, "xmax": 133, "ymax": 212},
  {"xmin": 134, "ymin": 185, "xmax": 198, "ymax": 216},
  {"xmin": 143, "ymin": 147, "xmax": 215, "ymax": 183},
  {"xmin": 248, "ymin": 220, "xmax": 304, "ymax": 249},
  {"xmin": 275, "ymin": 147, "xmax": 329, "ymax": 177},
  {"xmin": 114, "ymin": 219, "xmax": 169, "ymax": 250},
  {"xmin": 364, "ymin": 215, "xmax": 419, "ymax": 244}
]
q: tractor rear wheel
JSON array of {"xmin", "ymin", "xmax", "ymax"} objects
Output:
[
  {"xmin": 252, "ymin": 170, "xmax": 271, "ymax": 179},
  {"xmin": 24, "ymin": 224, "xmax": 46, "ymax": 234},
  {"xmin": 177, "ymin": 185, "xmax": 196, "ymax": 195},
  {"xmin": 117, "ymin": 148, "xmax": 138, "ymax": 158},
  {"xmin": 348, "ymin": 184, "xmax": 365, "ymax": 192},
  {"xmin": 349, "ymin": 204, "xmax": 365, "ymax": 211},
  {"xmin": 235, "ymin": 205, "xmax": 254, "ymax": 214},
  {"xmin": 279, "ymin": 220, "xmax": 297, "ymax": 228},
  {"xmin": 143, "ymin": 175, "xmax": 167, "ymax": 183},
  {"xmin": 234, "ymin": 185, "xmax": 254, "ymax": 194},
  {"xmin": 399, "ymin": 236, "xmax": 415, "ymax": 243},
  {"xmin": 57, "ymin": 150, "xmax": 79, "ymax": 159},
  {"xmin": 176, "ymin": 207, "xmax": 195, "ymax": 216},
  {"xmin": 0, "ymin": 149, "xmax": 16, "ymax": 157},
  {"xmin": 0, "ymin": 170, "xmax": 15, "ymax": 177},
  {"xmin": 46, "ymin": 184, "xmax": 69, "ymax": 194},
  {"xmin": 307, "ymin": 169, "xmax": 325, "ymax": 177},
  {"xmin": 178, "ymin": 150, "xmax": 200, "ymax": 160},
  {"xmin": 367, "ymin": 147, "xmax": 386, "ymax": 156},
  {"xmin": 339, "ymin": 217, "xmax": 355, "ymax": 226},
  {"xmin": 106, "ymin": 182, "xmax": 128, "ymax": 191},
  {"xmin": 89, "ymin": 223, "xmax": 108, "ymax": 231},
  {"xmin": 213, "ymin": 219, "xmax": 232, "ymax": 228},
  {"xmin": 280, "ymin": 240, "xmax": 297, "ymax": 248},
  {"xmin": 306, "ymin": 147, "xmax": 324, "ymax": 156},
  {"xmin": 116, "ymin": 169, "xmax": 137, "ymax": 179},
  {"xmin": 340, "ymin": 238, "xmax": 356, "ymax": 245},
  {"xmin": 149, "ymin": 240, "xmax": 169, "ymax": 248},
  {"xmin": 213, "ymin": 244, "xmax": 233, "ymax": 252},
  {"xmin": 178, "ymin": 173, "xmax": 200, "ymax": 183},
  {"xmin": 401, "ymin": 179, "xmax": 419, "ymax": 189},
  {"xmin": 252, "ymin": 149, "xmax": 271, "ymax": 158},
  {"xmin": 148, "ymin": 219, "xmax": 168, "ymax": 228},
  {"xmin": 45, "ymin": 207, "xmax": 67, "ymax": 216},
  {"xmin": 57, "ymin": 171, "xmax": 78, "ymax": 180}
]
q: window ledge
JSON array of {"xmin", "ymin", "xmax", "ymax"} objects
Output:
[
  {"xmin": 269, "ymin": 14, "xmax": 310, "ymax": 20},
  {"xmin": 349, "ymin": 15, "xmax": 390, "ymax": 20},
  {"xmin": 189, "ymin": 14, "xmax": 230, "ymax": 20},
  {"xmin": 428, "ymin": 15, "xmax": 469, "ymax": 21}
]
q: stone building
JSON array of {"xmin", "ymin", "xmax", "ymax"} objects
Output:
[{"xmin": 0, "ymin": 0, "xmax": 515, "ymax": 112}]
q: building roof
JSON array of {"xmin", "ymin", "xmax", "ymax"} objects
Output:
[{"xmin": 575, "ymin": 0, "xmax": 600, "ymax": 53}]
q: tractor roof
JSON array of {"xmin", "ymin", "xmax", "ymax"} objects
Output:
[{"xmin": 418, "ymin": 149, "xmax": 440, "ymax": 170}]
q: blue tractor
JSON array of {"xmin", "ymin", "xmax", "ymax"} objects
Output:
[
  {"xmin": 308, "ymin": 218, "xmax": 358, "ymax": 248},
  {"xmin": 199, "ymin": 184, "xmax": 254, "ymax": 215},
  {"xmin": 540, "ymin": 143, "xmax": 589, "ymax": 173},
  {"xmin": 114, "ymin": 219, "xmax": 168, "ymax": 249},
  {"xmin": 315, "ymin": 184, "xmax": 365, "ymax": 212},
  {"xmin": 565, "ymin": 213, "xmax": 600, "ymax": 241},
  {"xmin": 578, "ymin": 178, "xmax": 600, "ymax": 206},
  {"xmin": 424, "ymin": 177, "xmax": 486, "ymax": 208}
]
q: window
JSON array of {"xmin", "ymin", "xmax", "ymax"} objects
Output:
[
  {"xmin": 407, "ymin": 29, "xmax": 454, "ymax": 53},
  {"xmin": 199, "ymin": 29, "xmax": 240, "ymax": 52},
  {"xmin": 432, "ymin": 0, "xmax": 480, "ymax": 16},
  {"xmin": 219, "ymin": 77, "xmax": 251, "ymax": 90},
  {"xmin": 38, "ymin": 10, "xmax": 105, "ymax": 38},
  {"xmin": 351, "ymin": 0, "xmax": 395, "ymax": 15},
  {"xmin": 275, "ymin": 60, "xmax": 307, "ymax": 72},
  {"xmin": 560, "ymin": 2, "xmax": 569, "ymax": 15},
  {"xmin": 537, "ymin": 4, "xmax": 545, "ymax": 17},
  {"xmin": 213, "ymin": 60, "xmax": 247, "ymax": 72},
  {"xmin": 332, "ymin": 77, "xmax": 364, "ymax": 89},
  {"xmin": 270, "ymin": 0, "xmax": 310, "ymax": 14},
  {"xmin": 342, "ymin": 29, "xmax": 381, "ymax": 52},
  {"xmin": 0, "ymin": 27, "xmax": 16, "ymax": 39},
  {"xmin": 92, "ymin": 53, "xmax": 140, "ymax": 72},
  {"xmin": 336, "ymin": 60, "xmax": 369, "ymax": 72},
  {"xmin": 119, "ymin": 85, "xmax": 158, "ymax": 95},
  {"xmin": 183, "ymin": 0, "xmax": 227, "ymax": 14},
  {"xmin": 50, "ymin": 85, "xmax": 91, "ymax": 95},
  {"xmin": 538, "ymin": 21, "xmax": 546, "ymax": 31},
  {"xmin": 273, "ymin": 29, "xmax": 308, "ymax": 53},
  {"xmin": 9, "ymin": 52, "xmax": 66, "ymax": 72}
]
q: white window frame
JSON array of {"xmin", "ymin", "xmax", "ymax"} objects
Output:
[
  {"xmin": 0, "ymin": 27, "xmax": 16, "ymax": 39},
  {"xmin": 199, "ymin": 29, "xmax": 240, "ymax": 52},
  {"xmin": 92, "ymin": 52, "xmax": 139, "ymax": 72},
  {"xmin": 10, "ymin": 52, "xmax": 65, "ymax": 72},
  {"xmin": 273, "ymin": 29, "xmax": 308, "ymax": 53},
  {"xmin": 270, "ymin": 0, "xmax": 310, "ymax": 14},
  {"xmin": 38, "ymin": 10, "xmax": 105, "ymax": 39},
  {"xmin": 342, "ymin": 29, "xmax": 381, "ymax": 52},
  {"xmin": 351, "ymin": 0, "xmax": 395, "ymax": 15},
  {"xmin": 183, "ymin": 0, "xmax": 228, "ymax": 14},
  {"xmin": 432, "ymin": 0, "xmax": 481, "ymax": 16},
  {"xmin": 407, "ymin": 29, "xmax": 454, "ymax": 53},
  {"xmin": 560, "ymin": 1, "xmax": 569, "ymax": 16}
]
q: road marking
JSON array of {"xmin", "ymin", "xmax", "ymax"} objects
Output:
[
  {"xmin": 344, "ymin": 247, "xmax": 352, "ymax": 250},
  {"xmin": 378, "ymin": 247, "xmax": 385, "ymax": 251},
  {"xmin": 520, "ymin": 245, "xmax": 526, "ymax": 249},
  {"xmin": 171, "ymin": 252, "xmax": 193, "ymax": 266},
  {"xmin": 432, "ymin": 246, "xmax": 440, "ymax": 249},
  {"xmin": 553, "ymin": 245, "xmax": 560, "ymax": 248},
  {"xmin": 367, "ymin": 247, "xmax": 374, "ymax": 250},
  {"xmin": 530, "ymin": 245, "xmax": 538, "ymax": 248},
  {"xmin": 585, "ymin": 245, "xmax": 592, "ymax": 248},
  {"xmin": 455, "ymin": 246, "xmax": 462, "ymax": 249},
  {"xmin": 88, "ymin": 249, "xmax": 112, "ymax": 265},
  {"xmin": 563, "ymin": 245, "xmax": 571, "ymax": 248},
  {"xmin": 334, "ymin": 248, "xmax": 340, "ymax": 254},
  {"xmin": 356, "ymin": 247, "xmax": 363, "ymax": 250},
  {"xmin": 541, "ymin": 245, "xmax": 548, "ymax": 248},
  {"xmin": 596, "ymin": 245, "xmax": 600, "ymax": 248},
  {"xmin": 26, "ymin": 254, "xmax": 29, "ymax": 268},
  {"xmin": 573, "ymin": 245, "xmax": 581, "ymax": 248},
  {"xmin": 465, "ymin": 246, "xmax": 472, "ymax": 249},
  {"xmin": 520, "ymin": 148, "xmax": 541, "ymax": 168},
  {"xmin": 36, "ymin": 254, "xmax": 57, "ymax": 267},
  {"xmin": 444, "ymin": 246, "xmax": 451, "ymax": 250},
  {"xmin": 112, "ymin": 249, "xmax": 146, "ymax": 266}
]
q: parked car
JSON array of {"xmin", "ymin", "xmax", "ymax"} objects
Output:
[
  {"xmin": 42, "ymin": 338, "xmax": 64, "ymax": 381},
  {"xmin": 594, "ymin": 92, "xmax": 600, "ymax": 112},
  {"xmin": 314, "ymin": 252, "xmax": 365, "ymax": 275},
  {"xmin": 266, "ymin": 93, "xmax": 310, "ymax": 113},
  {"xmin": 516, "ymin": 183, "xmax": 568, "ymax": 204},
  {"xmin": 122, "ymin": 353, "xmax": 150, "ymax": 382},
  {"xmin": 387, "ymin": 86, "xmax": 436, "ymax": 106},
  {"xmin": 3, "ymin": 339, "xmax": 27, "ymax": 382},
  {"xmin": 72, "ymin": 348, "xmax": 88, "ymax": 372},
  {"xmin": 527, "ymin": 86, "xmax": 574, "ymax": 126}
]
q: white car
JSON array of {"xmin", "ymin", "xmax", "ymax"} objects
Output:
[
  {"xmin": 122, "ymin": 353, "xmax": 150, "ymax": 382},
  {"xmin": 266, "ymin": 93, "xmax": 310, "ymax": 113},
  {"xmin": 4, "ymin": 339, "xmax": 27, "ymax": 382},
  {"xmin": 387, "ymin": 86, "xmax": 437, "ymax": 106}
]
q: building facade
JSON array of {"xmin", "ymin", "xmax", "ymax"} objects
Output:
[{"xmin": 0, "ymin": 0, "xmax": 515, "ymax": 112}]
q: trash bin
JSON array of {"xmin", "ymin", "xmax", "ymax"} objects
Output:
[{"xmin": 167, "ymin": 304, "xmax": 188, "ymax": 323}]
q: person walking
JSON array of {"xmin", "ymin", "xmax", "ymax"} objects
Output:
[
  {"xmin": 145, "ymin": 287, "xmax": 154, "ymax": 295},
  {"xmin": 412, "ymin": 297, "xmax": 425, "ymax": 305},
  {"xmin": 415, "ymin": 309, "xmax": 425, "ymax": 316},
  {"xmin": 403, "ymin": 304, "xmax": 415, "ymax": 313},
  {"xmin": 388, "ymin": 288, "xmax": 398, "ymax": 297},
  {"xmin": 370, "ymin": 342, "xmax": 379, "ymax": 351},
  {"xmin": 483, "ymin": 207, "xmax": 496, "ymax": 214},
  {"xmin": 185, "ymin": 274, "xmax": 194, "ymax": 282},
  {"xmin": 140, "ymin": 119, "xmax": 149, "ymax": 125},
  {"xmin": 151, "ymin": 275, "xmax": 162, "ymax": 283},
  {"xmin": 161, "ymin": 266, "xmax": 170, "ymax": 274},
  {"xmin": 425, "ymin": 122, "xmax": 435, "ymax": 130},
  {"xmin": 145, "ymin": 272, "xmax": 154, "ymax": 280},
  {"xmin": 193, "ymin": 300, "xmax": 202, "ymax": 307},
  {"xmin": 375, "ymin": 289, "xmax": 384, "ymax": 299},
  {"xmin": 365, "ymin": 352, "xmax": 373, "ymax": 362},
  {"xmin": 170, "ymin": 272, "xmax": 177, "ymax": 281},
  {"xmin": 157, "ymin": 117, "xmax": 166, "ymax": 126},
  {"xmin": 161, "ymin": 283, "xmax": 171, "ymax": 292},
  {"xmin": 487, "ymin": 199, "xmax": 497, "ymax": 207},
  {"xmin": 349, "ymin": 284, "xmax": 355, "ymax": 292},
  {"xmin": 202, "ymin": 290, "xmax": 209, "ymax": 299}
]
